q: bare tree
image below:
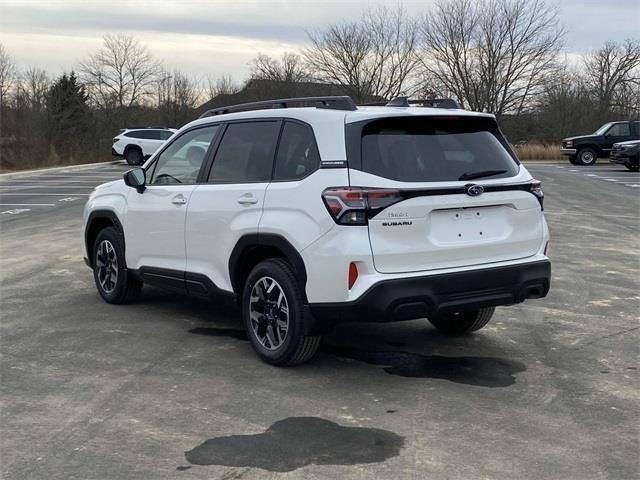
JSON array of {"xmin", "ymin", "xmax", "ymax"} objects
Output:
[
  {"xmin": 17, "ymin": 67, "xmax": 50, "ymax": 111},
  {"xmin": 250, "ymin": 52, "xmax": 310, "ymax": 83},
  {"xmin": 419, "ymin": 0, "xmax": 565, "ymax": 119},
  {"xmin": 157, "ymin": 69, "xmax": 202, "ymax": 126},
  {"xmin": 206, "ymin": 73, "xmax": 241, "ymax": 100},
  {"xmin": 583, "ymin": 39, "xmax": 640, "ymax": 115},
  {"xmin": 79, "ymin": 34, "xmax": 160, "ymax": 110},
  {"xmin": 304, "ymin": 5, "xmax": 419, "ymax": 102},
  {"xmin": 0, "ymin": 42, "xmax": 16, "ymax": 108}
]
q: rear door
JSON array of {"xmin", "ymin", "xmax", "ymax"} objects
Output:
[
  {"xmin": 603, "ymin": 123, "xmax": 633, "ymax": 152},
  {"xmin": 185, "ymin": 120, "xmax": 281, "ymax": 293},
  {"xmin": 347, "ymin": 115, "xmax": 544, "ymax": 274}
]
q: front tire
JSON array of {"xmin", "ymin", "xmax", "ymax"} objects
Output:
[
  {"xmin": 575, "ymin": 148, "xmax": 597, "ymax": 166},
  {"xmin": 243, "ymin": 259, "xmax": 320, "ymax": 366},
  {"xmin": 428, "ymin": 307, "xmax": 495, "ymax": 335},
  {"xmin": 125, "ymin": 148, "xmax": 143, "ymax": 166},
  {"xmin": 93, "ymin": 227, "xmax": 142, "ymax": 304}
]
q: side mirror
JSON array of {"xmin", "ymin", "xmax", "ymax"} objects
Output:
[{"xmin": 123, "ymin": 168, "xmax": 146, "ymax": 193}]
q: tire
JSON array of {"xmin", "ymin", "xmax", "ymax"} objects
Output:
[
  {"xmin": 242, "ymin": 259, "xmax": 320, "ymax": 366},
  {"xmin": 575, "ymin": 148, "xmax": 597, "ymax": 166},
  {"xmin": 92, "ymin": 227, "xmax": 142, "ymax": 304},
  {"xmin": 625, "ymin": 163, "xmax": 639, "ymax": 172},
  {"xmin": 428, "ymin": 307, "xmax": 495, "ymax": 335},
  {"xmin": 124, "ymin": 147, "xmax": 143, "ymax": 166}
]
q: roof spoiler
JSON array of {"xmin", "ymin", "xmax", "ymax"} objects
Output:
[{"xmin": 366, "ymin": 96, "xmax": 462, "ymax": 109}]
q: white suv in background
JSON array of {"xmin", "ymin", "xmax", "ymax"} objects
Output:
[
  {"xmin": 84, "ymin": 96, "xmax": 551, "ymax": 366},
  {"xmin": 112, "ymin": 127, "xmax": 176, "ymax": 165}
]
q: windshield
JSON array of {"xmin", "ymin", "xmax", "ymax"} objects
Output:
[
  {"xmin": 359, "ymin": 116, "xmax": 519, "ymax": 182},
  {"xmin": 594, "ymin": 123, "xmax": 613, "ymax": 135}
]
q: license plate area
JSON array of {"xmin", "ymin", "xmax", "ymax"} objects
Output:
[{"xmin": 429, "ymin": 206, "xmax": 509, "ymax": 244}]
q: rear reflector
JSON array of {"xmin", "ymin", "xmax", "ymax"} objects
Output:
[{"xmin": 348, "ymin": 262, "xmax": 358, "ymax": 289}]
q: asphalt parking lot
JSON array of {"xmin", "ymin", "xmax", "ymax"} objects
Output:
[{"xmin": 1, "ymin": 161, "xmax": 638, "ymax": 480}]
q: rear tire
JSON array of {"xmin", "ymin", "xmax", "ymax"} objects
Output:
[
  {"xmin": 243, "ymin": 259, "xmax": 320, "ymax": 366},
  {"xmin": 125, "ymin": 147, "xmax": 143, "ymax": 166},
  {"xmin": 575, "ymin": 148, "xmax": 597, "ymax": 166},
  {"xmin": 428, "ymin": 307, "xmax": 495, "ymax": 335},
  {"xmin": 93, "ymin": 227, "xmax": 142, "ymax": 304}
]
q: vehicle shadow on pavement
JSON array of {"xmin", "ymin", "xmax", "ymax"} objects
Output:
[
  {"xmin": 189, "ymin": 326, "xmax": 526, "ymax": 388},
  {"xmin": 183, "ymin": 416, "xmax": 404, "ymax": 472}
]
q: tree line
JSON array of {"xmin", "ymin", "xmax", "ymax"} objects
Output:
[{"xmin": 1, "ymin": 0, "xmax": 638, "ymax": 170}]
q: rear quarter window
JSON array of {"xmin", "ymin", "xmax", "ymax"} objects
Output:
[{"xmin": 351, "ymin": 116, "xmax": 519, "ymax": 182}]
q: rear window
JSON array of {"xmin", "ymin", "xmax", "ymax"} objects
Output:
[{"xmin": 358, "ymin": 117, "xmax": 518, "ymax": 182}]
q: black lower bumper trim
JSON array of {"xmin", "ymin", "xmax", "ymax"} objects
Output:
[{"xmin": 308, "ymin": 260, "xmax": 550, "ymax": 331}]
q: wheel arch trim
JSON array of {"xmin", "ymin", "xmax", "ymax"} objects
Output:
[
  {"xmin": 85, "ymin": 210, "xmax": 125, "ymax": 268},
  {"xmin": 229, "ymin": 233, "xmax": 308, "ymax": 298}
]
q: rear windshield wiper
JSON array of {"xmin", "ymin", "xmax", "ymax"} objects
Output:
[{"xmin": 458, "ymin": 169, "xmax": 507, "ymax": 181}]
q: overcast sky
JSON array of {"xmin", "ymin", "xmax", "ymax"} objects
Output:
[{"xmin": 1, "ymin": 0, "xmax": 639, "ymax": 80}]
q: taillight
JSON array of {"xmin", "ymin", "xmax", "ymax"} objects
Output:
[
  {"xmin": 544, "ymin": 241, "xmax": 549, "ymax": 257},
  {"xmin": 348, "ymin": 262, "xmax": 358, "ymax": 289},
  {"xmin": 529, "ymin": 179, "xmax": 544, "ymax": 210},
  {"xmin": 113, "ymin": 138, "xmax": 119, "ymax": 143},
  {"xmin": 321, "ymin": 187, "xmax": 403, "ymax": 225}
]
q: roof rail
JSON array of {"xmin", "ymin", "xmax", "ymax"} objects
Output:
[
  {"xmin": 125, "ymin": 125, "xmax": 173, "ymax": 130},
  {"xmin": 199, "ymin": 96, "xmax": 357, "ymax": 118},
  {"xmin": 365, "ymin": 96, "xmax": 461, "ymax": 109}
]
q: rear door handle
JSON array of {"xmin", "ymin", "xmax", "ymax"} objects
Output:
[
  {"xmin": 171, "ymin": 194, "xmax": 187, "ymax": 205},
  {"xmin": 237, "ymin": 194, "xmax": 258, "ymax": 205}
]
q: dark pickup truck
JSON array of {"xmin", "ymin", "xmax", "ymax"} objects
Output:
[{"xmin": 560, "ymin": 121, "xmax": 640, "ymax": 165}]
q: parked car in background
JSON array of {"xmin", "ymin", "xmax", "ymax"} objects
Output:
[
  {"xmin": 560, "ymin": 121, "xmax": 640, "ymax": 165},
  {"xmin": 112, "ymin": 127, "xmax": 177, "ymax": 165},
  {"xmin": 610, "ymin": 140, "xmax": 640, "ymax": 171}
]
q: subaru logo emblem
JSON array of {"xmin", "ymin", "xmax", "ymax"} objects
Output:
[{"xmin": 466, "ymin": 184, "xmax": 484, "ymax": 196}]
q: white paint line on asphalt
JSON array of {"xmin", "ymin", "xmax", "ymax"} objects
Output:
[
  {"xmin": 1, "ymin": 208, "xmax": 31, "ymax": 215},
  {"xmin": 545, "ymin": 211, "xmax": 638, "ymax": 219},
  {"xmin": 0, "ymin": 185, "xmax": 95, "ymax": 189},
  {"xmin": 0, "ymin": 203, "xmax": 55, "ymax": 206},
  {"xmin": 58, "ymin": 197, "xmax": 80, "ymax": 202},
  {"xmin": 0, "ymin": 179, "xmax": 117, "ymax": 183},
  {"xmin": 0, "ymin": 193, "xmax": 90, "ymax": 196},
  {"xmin": 623, "ymin": 184, "xmax": 640, "ymax": 188},
  {"xmin": 603, "ymin": 178, "xmax": 619, "ymax": 182}
]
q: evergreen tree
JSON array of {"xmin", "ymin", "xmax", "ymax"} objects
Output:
[{"xmin": 46, "ymin": 71, "xmax": 91, "ymax": 159}]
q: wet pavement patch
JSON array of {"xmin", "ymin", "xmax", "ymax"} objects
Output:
[
  {"xmin": 324, "ymin": 346, "xmax": 526, "ymax": 387},
  {"xmin": 188, "ymin": 327, "xmax": 525, "ymax": 387},
  {"xmin": 188, "ymin": 327, "xmax": 248, "ymax": 341},
  {"xmin": 185, "ymin": 417, "xmax": 404, "ymax": 472}
]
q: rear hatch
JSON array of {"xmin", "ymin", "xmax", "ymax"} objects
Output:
[{"xmin": 345, "ymin": 115, "xmax": 544, "ymax": 274}]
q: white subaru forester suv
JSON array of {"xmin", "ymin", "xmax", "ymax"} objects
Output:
[{"xmin": 83, "ymin": 96, "xmax": 551, "ymax": 366}]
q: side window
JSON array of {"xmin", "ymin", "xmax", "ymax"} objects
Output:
[
  {"xmin": 160, "ymin": 130, "xmax": 174, "ymax": 140},
  {"xmin": 208, "ymin": 121, "xmax": 279, "ymax": 183},
  {"xmin": 124, "ymin": 130, "xmax": 141, "ymax": 138},
  {"xmin": 149, "ymin": 125, "xmax": 219, "ymax": 185},
  {"xmin": 608, "ymin": 123, "xmax": 630, "ymax": 136},
  {"xmin": 273, "ymin": 121, "xmax": 321, "ymax": 181}
]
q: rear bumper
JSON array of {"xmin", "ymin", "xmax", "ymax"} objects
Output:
[
  {"xmin": 111, "ymin": 148, "xmax": 123, "ymax": 157},
  {"xmin": 560, "ymin": 148, "xmax": 577, "ymax": 156},
  {"xmin": 308, "ymin": 260, "xmax": 550, "ymax": 330}
]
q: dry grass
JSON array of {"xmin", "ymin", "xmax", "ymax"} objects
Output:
[{"xmin": 513, "ymin": 143, "xmax": 563, "ymax": 161}]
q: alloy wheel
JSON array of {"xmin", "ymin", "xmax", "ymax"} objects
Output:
[
  {"xmin": 96, "ymin": 239, "xmax": 118, "ymax": 294},
  {"xmin": 249, "ymin": 276, "xmax": 290, "ymax": 350}
]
